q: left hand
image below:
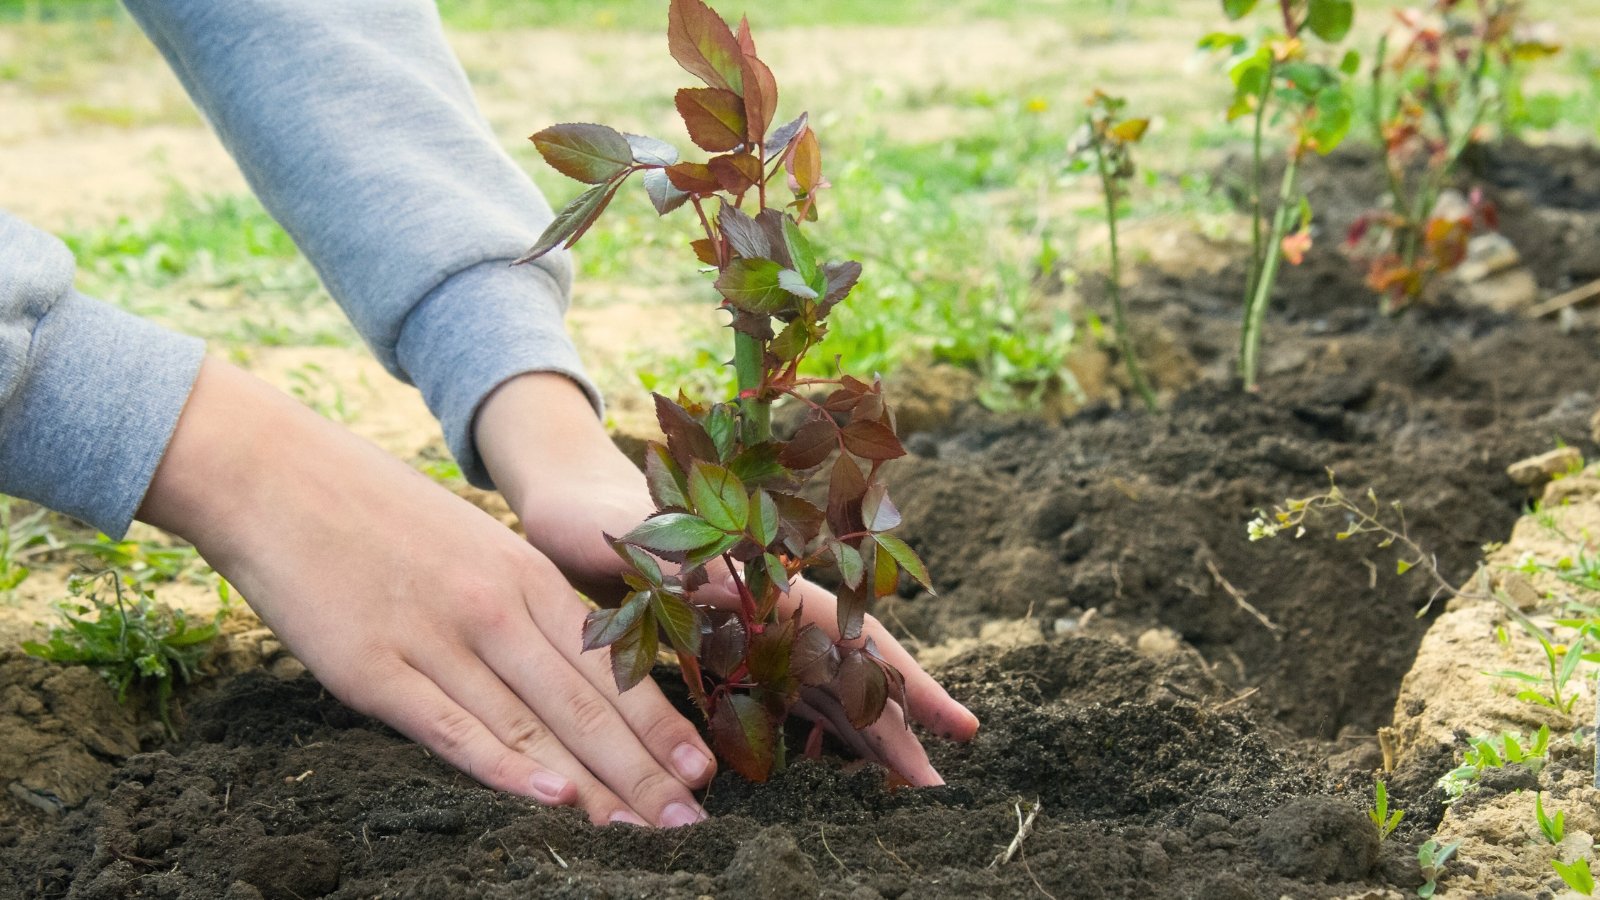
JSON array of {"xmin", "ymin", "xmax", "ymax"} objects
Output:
[{"xmin": 475, "ymin": 373, "xmax": 980, "ymax": 785}]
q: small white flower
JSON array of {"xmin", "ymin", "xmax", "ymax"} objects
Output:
[{"xmin": 1247, "ymin": 517, "xmax": 1281, "ymax": 542}]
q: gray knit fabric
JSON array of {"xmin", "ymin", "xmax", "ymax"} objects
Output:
[{"xmin": 0, "ymin": 0, "xmax": 598, "ymax": 535}]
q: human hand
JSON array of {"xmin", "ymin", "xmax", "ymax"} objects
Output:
[
  {"xmin": 139, "ymin": 359, "xmax": 717, "ymax": 826},
  {"xmin": 475, "ymin": 373, "xmax": 980, "ymax": 785}
]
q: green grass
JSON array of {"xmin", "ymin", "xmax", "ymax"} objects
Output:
[{"xmin": 61, "ymin": 188, "xmax": 357, "ymax": 348}]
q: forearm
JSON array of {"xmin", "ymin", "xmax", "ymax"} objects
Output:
[{"xmin": 123, "ymin": 0, "xmax": 602, "ymax": 486}]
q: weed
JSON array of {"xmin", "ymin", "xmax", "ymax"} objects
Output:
[
  {"xmin": 1072, "ymin": 89, "xmax": 1157, "ymax": 411},
  {"xmin": 1369, "ymin": 778, "xmax": 1404, "ymax": 842},
  {"xmin": 1204, "ymin": 0, "xmax": 1358, "ymax": 390},
  {"xmin": 67, "ymin": 533, "xmax": 202, "ymax": 587},
  {"xmin": 1535, "ymin": 791, "xmax": 1565, "ymax": 845},
  {"xmin": 1555, "ymin": 857, "xmax": 1596, "ymax": 896},
  {"xmin": 1416, "ymin": 839, "xmax": 1459, "ymax": 899},
  {"xmin": 0, "ymin": 496, "xmax": 63, "ymax": 600},
  {"xmin": 1437, "ymin": 725, "xmax": 1550, "ymax": 803},
  {"xmin": 22, "ymin": 571, "xmax": 223, "ymax": 736},
  {"xmin": 517, "ymin": 0, "xmax": 933, "ymax": 782}
]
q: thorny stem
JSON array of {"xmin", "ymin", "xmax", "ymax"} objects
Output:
[
  {"xmin": 1239, "ymin": 148, "xmax": 1300, "ymax": 389},
  {"xmin": 1088, "ymin": 118, "xmax": 1157, "ymax": 412},
  {"xmin": 1277, "ymin": 0, "xmax": 1298, "ymax": 38}
]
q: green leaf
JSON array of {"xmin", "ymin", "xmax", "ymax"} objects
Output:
[
  {"xmin": 621, "ymin": 513, "xmax": 727, "ymax": 554},
  {"xmin": 1221, "ymin": 0, "xmax": 1257, "ymax": 19},
  {"xmin": 514, "ymin": 178, "xmax": 625, "ymax": 264},
  {"xmin": 1306, "ymin": 0, "xmax": 1354, "ymax": 42},
  {"xmin": 715, "ymin": 257, "xmax": 789, "ymax": 313},
  {"xmin": 623, "ymin": 132, "xmax": 679, "ymax": 168},
  {"xmin": 750, "ymin": 490, "xmax": 779, "ymax": 546},
  {"xmin": 727, "ymin": 442, "xmax": 788, "ymax": 487},
  {"xmin": 706, "ymin": 404, "xmax": 737, "ymax": 461},
  {"xmin": 770, "ymin": 319, "xmax": 810, "ymax": 362},
  {"xmin": 609, "ymin": 609, "xmax": 659, "ymax": 693},
  {"xmin": 1396, "ymin": 559, "xmax": 1413, "ymax": 575},
  {"xmin": 530, "ymin": 123, "xmax": 634, "ymax": 185},
  {"xmin": 675, "ymin": 87, "xmax": 747, "ymax": 153},
  {"xmin": 835, "ymin": 541, "xmax": 865, "ymax": 589},
  {"xmin": 651, "ymin": 591, "xmax": 703, "ymax": 656},
  {"xmin": 613, "ymin": 542, "xmax": 664, "ymax": 586},
  {"xmin": 667, "ymin": 0, "xmax": 744, "ymax": 94},
  {"xmin": 582, "ymin": 590, "xmax": 650, "ymax": 650},
  {"xmin": 1338, "ymin": 49, "xmax": 1362, "ymax": 76},
  {"xmin": 780, "ymin": 216, "xmax": 818, "ymax": 286},
  {"xmin": 710, "ymin": 693, "xmax": 775, "ymax": 782},
  {"xmin": 644, "ymin": 443, "xmax": 690, "ymax": 510},
  {"xmin": 763, "ymin": 551, "xmax": 789, "ymax": 595},
  {"xmin": 872, "ymin": 543, "xmax": 899, "ymax": 598},
  {"xmin": 688, "ymin": 462, "xmax": 749, "ymax": 532},
  {"xmin": 684, "ymin": 532, "xmax": 742, "ymax": 569},
  {"xmin": 874, "ymin": 533, "xmax": 932, "ymax": 593},
  {"xmin": 777, "ymin": 268, "xmax": 818, "ymax": 300}
]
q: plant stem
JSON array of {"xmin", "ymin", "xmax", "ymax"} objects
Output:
[
  {"xmin": 1239, "ymin": 149, "xmax": 1300, "ymax": 390},
  {"xmin": 1245, "ymin": 58, "xmax": 1276, "ymax": 308},
  {"xmin": 733, "ymin": 332, "xmax": 770, "ymax": 444},
  {"xmin": 1090, "ymin": 125, "xmax": 1157, "ymax": 412}
]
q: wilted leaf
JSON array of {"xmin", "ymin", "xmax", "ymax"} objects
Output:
[
  {"xmin": 676, "ymin": 87, "xmax": 747, "ymax": 153},
  {"xmin": 621, "ymin": 513, "xmax": 727, "ymax": 554},
  {"xmin": 834, "ymin": 647, "xmax": 888, "ymax": 728},
  {"xmin": 779, "ymin": 418, "xmax": 837, "ymax": 469},
  {"xmin": 667, "ymin": 0, "xmax": 744, "ymax": 94},
  {"xmin": 582, "ymin": 590, "xmax": 650, "ymax": 650},
  {"xmin": 531, "ymin": 123, "xmax": 634, "ymax": 185},
  {"xmin": 688, "ymin": 462, "xmax": 749, "ymax": 532},
  {"xmin": 765, "ymin": 112, "xmax": 808, "ymax": 158},
  {"xmin": 643, "ymin": 168, "xmax": 690, "ymax": 215},
  {"xmin": 665, "ymin": 161, "xmax": 722, "ymax": 194},
  {"xmin": 1306, "ymin": 0, "xmax": 1354, "ymax": 42},
  {"xmin": 720, "ymin": 262, "xmax": 793, "ymax": 318},
  {"xmin": 651, "ymin": 591, "xmax": 703, "ymax": 656},
  {"xmin": 609, "ymin": 612, "xmax": 659, "ymax": 693},
  {"xmin": 874, "ymin": 533, "xmax": 933, "ymax": 593},
  {"xmin": 861, "ymin": 482, "xmax": 902, "ymax": 532},
  {"xmin": 710, "ymin": 152, "xmax": 764, "ymax": 196},
  {"xmin": 840, "ymin": 420, "xmax": 905, "ymax": 461},
  {"xmin": 710, "ymin": 693, "xmax": 774, "ymax": 781},
  {"xmin": 514, "ymin": 178, "xmax": 624, "ymax": 264}
]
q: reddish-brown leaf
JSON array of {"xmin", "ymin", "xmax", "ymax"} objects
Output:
[
  {"xmin": 819, "ymin": 260, "xmax": 862, "ymax": 312},
  {"xmin": 709, "ymin": 152, "xmax": 763, "ymax": 197},
  {"xmin": 826, "ymin": 455, "xmax": 868, "ymax": 539},
  {"xmin": 790, "ymin": 623, "xmax": 840, "ymax": 686},
  {"xmin": 703, "ymin": 613, "xmax": 747, "ymax": 678},
  {"xmin": 650, "ymin": 591, "xmax": 703, "ymax": 656},
  {"xmin": 834, "ymin": 647, "xmax": 888, "ymax": 728},
  {"xmin": 691, "ymin": 238, "xmax": 720, "ymax": 266},
  {"xmin": 667, "ymin": 0, "xmax": 744, "ymax": 94},
  {"xmin": 665, "ymin": 161, "xmax": 721, "ymax": 194},
  {"xmin": 772, "ymin": 494, "xmax": 826, "ymax": 548},
  {"xmin": 765, "ymin": 112, "xmax": 808, "ymax": 159},
  {"xmin": 710, "ymin": 693, "xmax": 775, "ymax": 782},
  {"xmin": 609, "ymin": 609, "xmax": 658, "ymax": 693},
  {"xmin": 778, "ymin": 417, "xmax": 837, "ymax": 469},
  {"xmin": 654, "ymin": 393, "xmax": 719, "ymax": 473},
  {"xmin": 735, "ymin": 14, "xmax": 756, "ymax": 55},
  {"xmin": 840, "ymin": 420, "xmax": 905, "ymax": 461},
  {"xmin": 754, "ymin": 209, "xmax": 794, "ymax": 268},
  {"xmin": 834, "ymin": 582, "xmax": 867, "ymax": 641},
  {"xmin": 644, "ymin": 442, "xmax": 689, "ymax": 510},
  {"xmin": 718, "ymin": 202, "xmax": 771, "ymax": 260},
  {"xmin": 676, "ymin": 87, "xmax": 747, "ymax": 153},
  {"xmin": 740, "ymin": 53, "xmax": 778, "ymax": 144}
]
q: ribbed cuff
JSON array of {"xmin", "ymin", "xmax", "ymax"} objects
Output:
[
  {"xmin": 396, "ymin": 259, "xmax": 602, "ymax": 489},
  {"xmin": 0, "ymin": 293, "xmax": 205, "ymax": 537}
]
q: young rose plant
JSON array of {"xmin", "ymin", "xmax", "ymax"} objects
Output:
[
  {"xmin": 515, "ymin": 0, "xmax": 931, "ymax": 782},
  {"xmin": 1202, "ymin": 0, "xmax": 1357, "ymax": 390},
  {"xmin": 1347, "ymin": 0, "xmax": 1559, "ymax": 310}
]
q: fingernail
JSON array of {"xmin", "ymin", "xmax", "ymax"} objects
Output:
[
  {"xmin": 608, "ymin": 810, "xmax": 649, "ymax": 827},
  {"xmin": 659, "ymin": 802, "xmax": 706, "ymax": 829},
  {"xmin": 672, "ymin": 742, "xmax": 712, "ymax": 781},
  {"xmin": 529, "ymin": 771, "xmax": 569, "ymax": 803}
]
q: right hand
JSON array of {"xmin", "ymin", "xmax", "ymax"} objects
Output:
[{"xmin": 138, "ymin": 359, "xmax": 716, "ymax": 827}]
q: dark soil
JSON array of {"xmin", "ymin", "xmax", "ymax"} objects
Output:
[{"xmin": 3, "ymin": 144, "xmax": 1598, "ymax": 899}]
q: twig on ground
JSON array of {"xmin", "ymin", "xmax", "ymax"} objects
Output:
[
  {"xmin": 546, "ymin": 843, "xmax": 568, "ymax": 869},
  {"xmin": 1205, "ymin": 558, "xmax": 1282, "ymax": 638},
  {"xmin": 1529, "ymin": 276, "xmax": 1600, "ymax": 318},
  {"xmin": 876, "ymin": 836, "xmax": 913, "ymax": 872},
  {"xmin": 819, "ymin": 826, "xmax": 847, "ymax": 871},
  {"xmin": 992, "ymin": 799, "xmax": 1043, "ymax": 868},
  {"xmin": 1210, "ymin": 686, "xmax": 1261, "ymax": 712}
]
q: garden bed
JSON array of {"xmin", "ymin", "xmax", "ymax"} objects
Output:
[{"xmin": 3, "ymin": 144, "xmax": 1600, "ymax": 899}]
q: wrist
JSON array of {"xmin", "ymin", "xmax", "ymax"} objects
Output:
[{"xmin": 474, "ymin": 371, "xmax": 630, "ymax": 513}]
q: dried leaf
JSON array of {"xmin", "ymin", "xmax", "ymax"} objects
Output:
[
  {"xmin": 691, "ymin": 237, "xmax": 720, "ymax": 266},
  {"xmin": 711, "ymin": 693, "xmax": 775, "ymax": 782},
  {"xmin": 676, "ymin": 87, "xmax": 747, "ymax": 153},
  {"xmin": 530, "ymin": 123, "xmax": 634, "ymax": 184},
  {"xmin": 667, "ymin": 0, "xmax": 744, "ymax": 93}
]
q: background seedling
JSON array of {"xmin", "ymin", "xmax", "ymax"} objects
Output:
[
  {"xmin": 1437, "ymin": 726, "xmax": 1550, "ymax": 803},
  {"xmin": 1535, "ymin": 791, "xmax": 1565, "ymax": 845},
  {"xmin": 518, "ymin": 0, "xmax": 932, "ymax": 782},
  {"xmin": 1416, "ymin": 839, "xmax": 1459, "ymax": 899},
  {"xmin": 0, "ymin": 496, "xmax": 62, "ymax": 601},
  {"xmin": 1369, "ymin": 778, "xmax": 1404, "ymax": 841},
  {"xmin": 22, "ymin": 570, "xmax": 225, "ymax": 736},
  {"xmin": 1555, "ymin": 857, "xmax": 1596, "ymax": 896}
]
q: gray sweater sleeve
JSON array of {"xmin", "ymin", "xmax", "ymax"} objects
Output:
[
  {"xmin": 0, "ymin": 211, "xmax": 206, "ymax": 537},
  {"xmin": 123, "ymin": 0, "xmax": 602, "ymax": 488}
]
